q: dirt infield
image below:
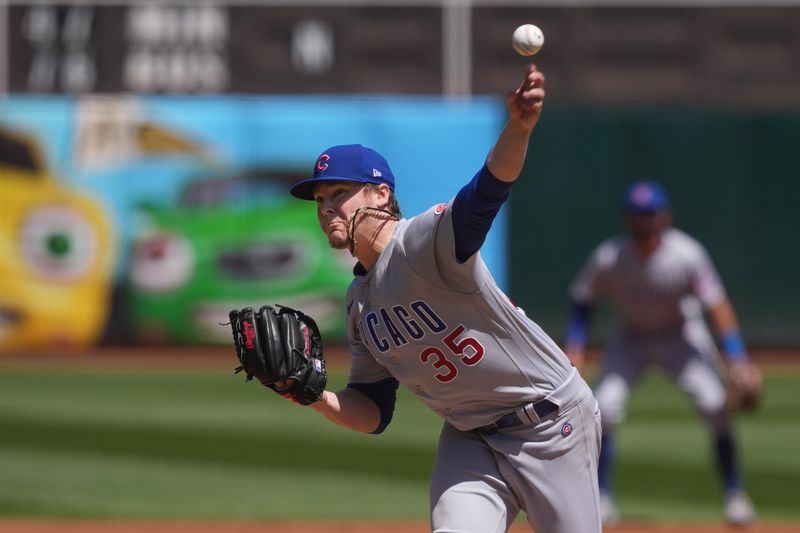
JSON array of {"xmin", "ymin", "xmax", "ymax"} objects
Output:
[{"xmin": 0, "ymin": 519, "xmax": 798, "ymax": 533}]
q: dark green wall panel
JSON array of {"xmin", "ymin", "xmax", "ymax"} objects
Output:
[{"xmin": 509, "ymin": 107, "xmax": 800, "ymax": 347}]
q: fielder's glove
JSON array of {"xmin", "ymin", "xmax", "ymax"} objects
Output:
[
  {"xmin": 726, "ymin": 359, "xmax": 763, "ymax": 412},
  {"xmin": 227, "ymin": 305, "xmax": 327, "ymax": 405}
]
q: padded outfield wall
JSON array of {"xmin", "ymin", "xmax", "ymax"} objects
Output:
[
  {"xmin": 2, "ymin": 98, "xmax": 798, "ymax": 347},
  {"xmin": 508, "ymin": 107, "xmax": 800, "ymax": 348},
  {"xmin": 0, "ymin": 96, "xmax": 506, "ymax": 347}
]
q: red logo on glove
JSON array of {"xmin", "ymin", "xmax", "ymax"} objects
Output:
[{"xmin": 243, "ymin": 320, "xmax": 256, "ymax": 349}]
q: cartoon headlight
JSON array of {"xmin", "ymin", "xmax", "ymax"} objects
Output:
[
  {"xmin": 19, "ymin": 205, "xmax": 98, "ymax": 282},
  {"xmin": 129, "ymin": 232, "xmax": 194, "ymax": 292}
]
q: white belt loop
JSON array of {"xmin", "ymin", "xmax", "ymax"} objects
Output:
[{"xmin": 515, "ymin": 402, "xmax": 540, "ymax": 425}]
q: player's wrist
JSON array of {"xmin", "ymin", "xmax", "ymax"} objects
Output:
[
  {"xmin": 309, "ymin": 390, "xmax": 334, "ymax": 410},
  {"xmin": 507, "ymin": 115, "xmax": 537, "ymax": 135},
  {"xmin": 720, "ymin": 331, "xmax": 747, "ymax": 361}
]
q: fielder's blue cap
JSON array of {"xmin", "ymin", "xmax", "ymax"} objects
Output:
[
  {"xmin": 623, "ymin": 181, "xmax": 671, "ymax": 213},
  {"xmin": 290, "ymin": 144, "xmax": 396, "ymax": 200}
]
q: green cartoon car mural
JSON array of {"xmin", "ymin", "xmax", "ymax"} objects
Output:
[{"xmin": 126, "ymin": 170, "xmax": 354, "ymax": 344}]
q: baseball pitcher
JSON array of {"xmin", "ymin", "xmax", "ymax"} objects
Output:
[{"xmin": 228, "ymin": 64, "xmax": 602, "ymax": 533}]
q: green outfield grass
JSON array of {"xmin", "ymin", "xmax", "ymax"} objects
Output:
[
  {"xmin": 0, "ymin": 359, "xmax": 798, "ymax": 521},
  {"xmin": 609, "ymin": 367, "xmax": 800, "ymax": 522}
]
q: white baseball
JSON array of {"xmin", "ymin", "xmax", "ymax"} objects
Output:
[{"xmin": 512, "ymin": 24, "xmax": 544, "ymax": 56}]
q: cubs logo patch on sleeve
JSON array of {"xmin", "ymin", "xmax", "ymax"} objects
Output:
[{"xmin": 434, "ymin": 203, "xmax": 447, "ymax": 216}]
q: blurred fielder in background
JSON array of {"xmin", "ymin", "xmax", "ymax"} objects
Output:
[{"xmin": 564, "ymin": 181, "xmax": 762, "ymax": 527}]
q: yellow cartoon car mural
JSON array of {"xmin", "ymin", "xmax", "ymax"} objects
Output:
[{"xmin": 0, "ymin": 128, "xmax": 115, "ymax": 350}]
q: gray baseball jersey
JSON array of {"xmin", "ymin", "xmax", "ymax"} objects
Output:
[
  {"xmin": 570, "ymin": 227, "xmax": 726, "ymax": 332},
  {"xmin": 346, "ymin": 202, "xmax": 601, "ymax": 533},
  {"xmin": 570, "ymin": 227, "xmax": 729, "ymax": 425},
  {"xmin": 348, "ymin": 202, "xmax": 577, "ymax": 430}
]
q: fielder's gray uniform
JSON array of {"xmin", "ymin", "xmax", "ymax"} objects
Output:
[
  {"xmin": 347, "ymin": 202, "xmax": 602, "ymax": 533},
  {"xmin": 570, "ymin": 228, "xmax": 729, "ymax": 430}
]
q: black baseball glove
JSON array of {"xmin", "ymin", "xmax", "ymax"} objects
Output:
[{"xmin": 227, "ymin": 305, "xmax": 327, "ymax": 405}]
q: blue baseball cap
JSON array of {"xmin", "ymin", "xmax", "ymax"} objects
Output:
[
  {"xmin": 623, "ymin": 181, "xmax": 671, "ymax": 213},
  {"xmin": 290, "ymin": 144, "xmax": 396, "ymax": 200}
]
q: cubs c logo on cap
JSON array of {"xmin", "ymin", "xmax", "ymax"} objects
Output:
[
  {"xmin": 316, "ymin": 154, "xmax": 330, "ymax": 172},
  {"xmin": 630, "ymin": 184, "xmax": 654, "ymax": 207}
]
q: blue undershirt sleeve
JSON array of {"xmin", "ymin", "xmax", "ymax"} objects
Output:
[
  {"xmin": 565, "ymin": 301, "xmax": 593, "ymax": 346},
  {"xmin": 346, "ymin": 377, "xmax": 400, "ymax": 434},
  {"xmin": 452, "ymin": 164, "xmax": 513, "ymax": 263}
]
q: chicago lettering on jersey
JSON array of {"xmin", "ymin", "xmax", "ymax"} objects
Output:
[{"xmin": 365, "ymin": 300, "xmax": 447, "ymax": 353}]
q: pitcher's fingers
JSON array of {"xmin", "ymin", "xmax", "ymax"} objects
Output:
[
  {"xmin": 524, "ymin": 69, "xmax": 545, "ymax": 90},
  {"xmin": 522, "ymin": 87, "xmax": 545, "ymax": 101}
]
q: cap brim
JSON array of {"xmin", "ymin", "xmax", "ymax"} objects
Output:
[
  {"xmin": 624, "ymin": 204, "xmax": 669, "ymax": 214},
  {"xmin": 289, "ymin": 179, "xmax": 320, "ymax": 200},
  {"xmin": 289, "ymin": 176, "xmax": 384, "ymax": 200}
]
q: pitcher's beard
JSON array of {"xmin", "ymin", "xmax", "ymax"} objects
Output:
[
  {"xmin": 327, "ymin": 234, "xmax": 351, "ymax": 250},
  {"xmin": 345, "ymin": 206, "xmax": 399, "ymax": 256}
]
